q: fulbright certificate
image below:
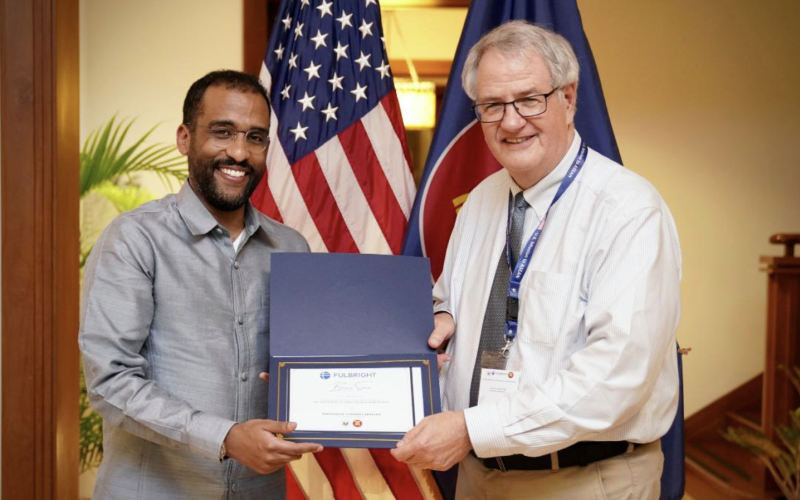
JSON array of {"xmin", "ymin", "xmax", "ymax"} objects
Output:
[
  {"xmin": 271, "ymin": 355, "xmax": 439, "ymax": 448},
  {"xmin": 267, "ymin": 253, "xmax": 442, "ymax": 448}
]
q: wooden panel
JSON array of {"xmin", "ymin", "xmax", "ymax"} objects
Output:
[
  {"xmin": 389, "ymin": 59, "xmax": 453, "ymax": 78},
  {"xmin": 54, "ymin": 0, "xmax": 81, "ymax": 494},
  {"xmin": 1, "ymin": 0, "xmax": 80, "ymax": 497},
  {"xmin": 761, "ymin": 252, "xmax": 800, "ymax": 439},
  {"xmin": 685, "ymin": 463, "xmax": 774, "ymax": 500},
  {"xmin": 684, "ymin": 374, "xmax": 762, "ymax": 439},
  {"xmin": 381, "ymin": 0, "xmax": 470, "ymax": 7},
  {"xmin": 243, "ymin": 0, "xmax": 270, "ymax": 76},
  {"xmin": 2, "ymin": 0, "xmax": 40, "ymax": 496}
]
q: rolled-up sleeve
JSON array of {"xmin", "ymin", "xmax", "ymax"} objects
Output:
[{"xmin": 79, "ymin": 218, "xmax": 234, "ymax": 461}]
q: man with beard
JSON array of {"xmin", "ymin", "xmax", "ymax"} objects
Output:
[{"xmin": 80, "ymin": 70, "xmax": 322, "ymax": 499}]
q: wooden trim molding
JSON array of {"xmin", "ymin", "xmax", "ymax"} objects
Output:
[
  {"xmin": 243, "ymin": 0, "xmax": 270, "ymax": 76},
  {"xmin": 1, "ymin": 0, "xmax": 80, "ymax": 497},
  {"xmin": 760, "ymin": 239, "xmax": 800, "ymax": 439},
  {"xmin": 389, "ymin": 59, "xmax": 453, "ymax": 78},
  {"xmin": 684, "ymin": 374, "xmax": 762, "ymax": 439},
  {"xmin": 381, "ymin": 0, "xmax": 470, "ymax": 7}
]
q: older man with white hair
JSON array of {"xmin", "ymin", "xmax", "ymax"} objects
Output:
[{"xmin": 392, "ymin": 20, "xmax": 682, "ymax": 500}]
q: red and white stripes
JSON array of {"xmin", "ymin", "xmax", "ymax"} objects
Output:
[{"xmin": 252, "ymin": 62, "xmax": 439, "ymax": 500}]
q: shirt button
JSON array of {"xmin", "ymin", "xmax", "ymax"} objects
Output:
[
  {"xmin": 240, "ymin": 372, "xmax": 248, "ymax": 381},
  {"xmin": 234, "ymin": 261, "xmax": 240, "ymax": 270},
  {"xmin": 231, "ymin": 483, "xmax": 237, "ymax": 492},
  {"xmin": 216, "ymin": 227, "xmax": 223, "ymax": 234},
  {"xmin": 238, "ymin": 315, "xmax": 243, "ymax": 325}
]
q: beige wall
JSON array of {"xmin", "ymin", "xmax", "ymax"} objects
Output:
[
  {"xmin": 80, "ymin": 0, "xmax": 243, "ymax": 201},
  {"xmin": 578, "ymin": 0, "xmax": 800, "ymax": 415},
  {"xmin": 383, "ymin": 8, "xmax": 466, "ymax": 62}
]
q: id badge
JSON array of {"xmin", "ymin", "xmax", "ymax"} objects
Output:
[{"xmin": 478, "ymin": 367, "xmax": 521, "ymax": 405}]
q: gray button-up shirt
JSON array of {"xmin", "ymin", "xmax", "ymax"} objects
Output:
[{"xmin": 80, "ymin": 181, "xmax": 309, "ymax": 499}]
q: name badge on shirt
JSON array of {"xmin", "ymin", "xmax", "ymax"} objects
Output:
[{"xmin": 478, "ymin": 368, "xmax": 521, "ymax": 405}]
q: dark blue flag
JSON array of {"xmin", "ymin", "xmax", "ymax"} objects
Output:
[{"xmin": 401, "ymin": 2, "xmax": 685, "ymax": 499}]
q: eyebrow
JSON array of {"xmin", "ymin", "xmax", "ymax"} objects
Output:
[
  {"xmin": 478, "ymin": 89, "xmax": 547, "ymax": 103},
  {"xmin": 207, "ymin": 119, "xmax": 268, "ymax": 132}
]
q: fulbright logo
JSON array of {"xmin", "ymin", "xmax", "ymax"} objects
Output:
[{"xmin": 320, "ymin": 371, "xmax": 331, "ymax": 380}]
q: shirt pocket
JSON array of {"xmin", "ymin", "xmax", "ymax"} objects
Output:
[{"xmin": 518, "ymin": 271, "xmax": 575, "ymax": 346}]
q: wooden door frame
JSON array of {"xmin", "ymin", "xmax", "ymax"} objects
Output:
[{"xmin": 1, "ymin": 0, "xmax": 80, "ymax": 498}]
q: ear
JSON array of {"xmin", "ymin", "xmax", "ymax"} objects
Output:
[
  {"xmin": 176, "ymin": 124, "xmax": 191, "ymax": 155},
  {"xmin": 561, "ymin": 82, "xmax": 578, "ymax": 123}
]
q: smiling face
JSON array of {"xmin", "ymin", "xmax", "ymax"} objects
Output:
[
  {"xmin": 475, "ymin": 48, "xmax": 577, "ymax": 189},
  {"xmin": 177, "ymin": 85, "xmax": 269, "ymax": 215}
]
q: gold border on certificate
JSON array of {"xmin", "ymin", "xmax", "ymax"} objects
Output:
[{"xmin": 276, "ymin": 359, "xmax": 434, "ymax": 444}]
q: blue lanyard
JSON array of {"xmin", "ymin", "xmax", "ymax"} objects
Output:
[{"xmin": 503, "ymin": 141, "xmax": 587, "ymax": 356}]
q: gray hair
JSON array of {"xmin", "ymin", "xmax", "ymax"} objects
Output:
[{"xmin": 461, "ymin": 20, "xmax": 580, "ymax": 101}]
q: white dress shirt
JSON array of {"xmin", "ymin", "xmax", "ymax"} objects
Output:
[{"xmin": 434, "ymin": 133, "xmax": 682, "ymax": 459}]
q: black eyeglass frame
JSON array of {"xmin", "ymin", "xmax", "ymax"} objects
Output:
[
  {"xmin": 200, "ymin": 124, "xmax": 271, "ymax": 153},
  {"xmin": 471, "ymin": 88, "xmax": 560, "ymax": 124}
]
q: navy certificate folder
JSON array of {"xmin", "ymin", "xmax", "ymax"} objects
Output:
[{"xmin": 268, "ymin": 253, "xmax": 441, "ymax": 448}]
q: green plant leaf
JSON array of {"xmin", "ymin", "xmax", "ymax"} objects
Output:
[
  {"xmin": 80, "ymin": 116, "xmax": 187, "ymax": 197},
  {"xmin": 92, "ymin": 182, "xmax": 155, "ymax": 214}
]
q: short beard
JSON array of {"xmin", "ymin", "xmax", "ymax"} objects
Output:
[{"xmin": 189, "ymin": 156, "xmax": 263, "ymax": 212}]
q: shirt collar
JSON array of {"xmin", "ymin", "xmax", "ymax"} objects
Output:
[
  {"xmin": 509, "ymin": 132, "xmax": 583, "ymax": 220},
  {"xmin": 176, "ymin": 180, "xmax": 263, "ymax": 238}
]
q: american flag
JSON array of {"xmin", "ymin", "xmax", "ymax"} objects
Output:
[
  {"xmin": 250, "ymin": 1, "xmax": 437, "ymax": 498},
  {"xmin": 251, "ymin": 0, "xmax": 416, "ymax": 256}
]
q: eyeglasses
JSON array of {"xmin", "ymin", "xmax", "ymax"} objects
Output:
[
  {"xmin": 202, "ymin": 124, "xmax": 270, "ymax": 154},
  {"xmin": 471, "ymin": 88, "xmax": 559, "ymax": 123}
]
